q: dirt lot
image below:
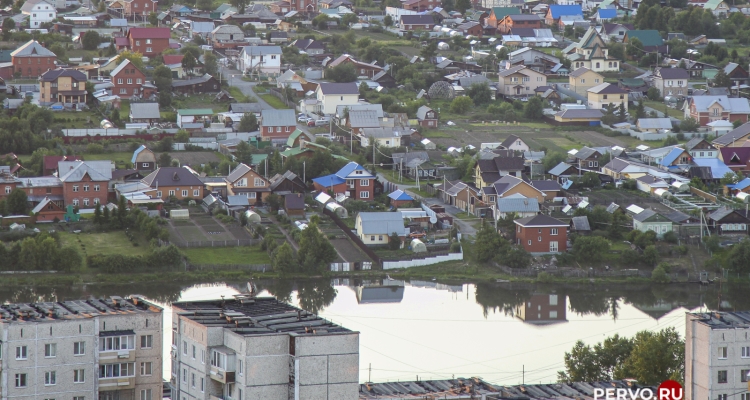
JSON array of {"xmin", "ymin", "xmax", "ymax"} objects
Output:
[
  {"xmin": 426, "ymin": 125, "xmax": 628, "ymax": 153},
  {"xmin": 583, "ymin": 190, "xmax": 674, "ymax": 214},
  {"xmin": 167, "ymin": 151, "xmax": 223, "ymax": 166}
]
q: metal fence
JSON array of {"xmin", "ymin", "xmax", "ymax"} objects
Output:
[
  {"xmin": 172, "ymin": 239, "xmax": 261, "ymax": 248},
  {"xmin": 187, "ymin": 264, "xmax": 269, "ymax": 271}
]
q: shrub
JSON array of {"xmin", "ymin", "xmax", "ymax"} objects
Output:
[{"xmin": 662, "ymin": 230, "xmax": 678, "ymax": 244}]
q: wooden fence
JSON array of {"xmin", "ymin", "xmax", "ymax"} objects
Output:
[
  {"xmin": 690, "ymin": 186, "xmax": 717, "ymax": 203},
  {"xmin": 323, "ymin": 208, "xmax": 382, "ymax": 267},
  {"xmin": 172, "ymin": 239, "xmax": 261, "ymax": 248},
  {"xmin": 268, "ymin": 88, "xmax": 299, "ymax": 109}
]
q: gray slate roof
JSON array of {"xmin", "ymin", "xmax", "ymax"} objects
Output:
[
  {"xmin": 571, "ymin": 216, "xmax": 590, "ymax": 231},
  {"xmin": 348, "ymin": 110, "xmax": 379, "ymax": 127},
  {"xmin": 357, "ymin": 212, "xmax": 405, "ymax": 234},
  {"xmin": 141, "ymin": 167, "xmax": 203, "ymax": 187},
  {"xmin": 130, "ymin": 103, "xmax": 161, "ymax": 119},
  {"xmin": 260, "ymin": 109, "xmax": 296, "ymax": 126},
  {"xmin": 11, "ymin": 40, "xmax": 56, "ymax": 57},
  {"xmin": 59, "ymin": 161, "xmax": 112, "ymax": 182},
  {"xmin": 495, "ymin": 197, "xmax": 539, "ymax": 213}
]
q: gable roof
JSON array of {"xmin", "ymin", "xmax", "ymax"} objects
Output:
[
  {"xmin": 691, "ymin": 96, "xmax": 750, "ymax": 114},
  {"xmin": 693, "ymin": 158, "xmax": 733, "ymax": 179},
  {"xmin": 127, "ymin": 27, "xmax": 170, "ymax": 39},
  {"xmin": 714, "ymin": 122, "xmax": 750, "ymax": 146},
  {"xmin": 40, "ymin": 68, "xmax": 86, "ymax": 82},
  {"xmin": 501, "ymin": 134, "xmax": 523, "ymax": 148},
  {"xmin": 130, "ymin": 145, "xmax": 152, "ymax": 163},
  {"xmin": 111, "ymin": 59, "xmax": 141, "ymax": 77},
  {"xmin": 400, "ymin": 15, "xmax": 434, "ymax": 25},
  {"xmin": 655, "ymin": 67, "xmax": 688, "ymax": 79},
  {"xmin": 720, "ymin": 147, "xmax": 750, "ymax": 165},
  {"xmin": 633, "ymin": 208, "xmax": 661, "ymax": 222},
  {"xmin": 163, "ymin": 54, "xmax": 184, "ymax": 65},
  {"xmin": 130, "ymin": 103, "xmax": 161, "ymax": 119},
  {"xmin": 548, "ymin": 5, "xmax": 582, "ymax": 18},
  {"xmin": 31, "ymin": 197, "xmax": 60, "ymax": 214},
  {"xmin": 388, "ymin": 189, "xmax": 413, "ymax": 201},
  {"xmin": 490, "ymin": 6, "xmax": 520, "ymax": 20},
  {"xmin": 587, "ymin": 82, "xmax": 627, "ymax": 94},
  {"xmin": 226, "ymin": 163, "xmax": 254, "ymax": 183},
  {"xmin": 284, "ymin": 193, "xmax": 305, "ymax": 210},
  {"xmin": 11, "ymin": 40, "xmax": 56, "ymax": 57},
  {"xmin": 569, "ymin": 67, "xmax": 598, "ymax": 78},
  {"xmin": 357, "ymin": 212, "xmax": 406, "ymax": 234},
  {"xmin": 141, "ymin": 167, "xmax": 203, "ymax": 187},
  {"xmin": 555, "ymin": 109, "xmax": 604, "ymax": 119},
  {"xmin": 317, "ymin": 82, "xmax": 359, "ymax": 95},
  {"xmin": 548, "ymin": 161, "xmax": 576, "ymax": 176},
  {"xmin": 229, "ymin": 103, "xmax": 264, "ymax": 114},
  {"xmin": 496, "ymin": 197, "xmax": 540, "ymax": 213},
  {"xmin": 336, "ymin": 162, "xmax": 374, "ymax": 179},
  {"xmin": 596, "ymin": 9, "xmax": 617, "ymax": 18},
  {"xmin": 514, "ymin": 214, "xmax": 567, "ymax": 227},
  {"xmin": 571, "ymin": 216, "xmax": 591, "ymax": 231},
  {"xmin": 685, "ymin": 137, "xmax": 714, "ymax": 151},
  {"xmin": 59, "ymin": 161, "xmax": 112, "ymax": 182},
  {"xmin": 625, "ymin": 30, "xmax": 664, "ymax": 46},
  {"xmin": 21, "ymin": 0, "xmax": 54, "ymax": 12},
  {"xmin": 573, "ymin": 146, "xmax": 601, "ymax": 160},
  {"xmin": 531, "ymin": 180, "xmax": 562, "ymax": 191},
  {"xmin": 260, "ymin": 109, "xmax": 296, "ymax": 126}
]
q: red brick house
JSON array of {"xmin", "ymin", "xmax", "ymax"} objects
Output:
[
  {"xmin": 401, "ymin": 0, "xmax": 440, "ymax": 11},
  {"xmin": 514, "ymin": 294, "xmax": 567, "ymax": 323},
  {"xmin": 684, "ymin": 96, "xmax": 750, "ymax": 126},
  {"xmin": 17, "ymin": 177, "xmax": 64, "ymax": 207},
  {"xmin": 514, "ymin": 214, "xmax": 568, "ymax": 254},
  {"xmin": 416, "ymin": 105, "xmax": 438, "ymax": 128},
  {"xmin": 11, "ymin": 40, "xmax": 57, "ymax": 78},
  {"xmin": 498, "ymin": 14, "xmax": 541, "ymax": 34},
  {"xmin": 59, "ymin": 161, "xmax": 112, "ymax": 208},
  {"xmin": 108, "ymin": 0, "xmax": 157, "ymax": 17},
  {"xmin": 141, "ymin": 167, "xmax": 204, "ymax": 201},
  {"xmin": 312, "ymin": 162, "xmax": 375, "ymax": 201},
  {"xmin": 111, "ymin": 59, "xmax": 146, "ymax": 97},
  {"xmin": 327, "ymin": 54, "xmax": 383, "ymax": 79},
  {"xmin": 31, "ymin": 197, "xmax": 66, "ymax": 223},
  {"xmin": 126, "ymin": 27, "xmax": 170, "ymax": 57},
  {"xmin": 260, "ymin": 109, "xmax": 297, "ymax": 141}
]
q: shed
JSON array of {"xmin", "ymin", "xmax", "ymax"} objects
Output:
[
  {"xmin": 410, "ymin": 238, "xmax": 427, "ymax": 253},
  {"xmin": 671, "ymin": 181, "xmax": 689, "ymax": 192},
  {"xmin": 170, "ymin": 209, "xmax": 190, "ymax": 219},
  {"xmin": 388, "ymin": 189, "xmax": 414, "ymax": 207},
  {"xmin": 326, "ymin": 202, "xmax": 348, "ymax": 217},
  {"xmin": 284, "ymin": 193, "xmax": 306, "ymax": 216},
  {"xmin": 244, "ymin": 210, "xmax": 261, "ymax": 223},
  {"xmin": 570, "ymin": 216, "xmax": 591, "ymax": 234}
]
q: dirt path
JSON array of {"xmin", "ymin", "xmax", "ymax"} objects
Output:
[
  {"xmin": 167, "ymin": 220, "xmax": 188, "ymax": 242},
  {"xmin": 271, "ymin": 218, "xmax": 299, "ymax": 251}
]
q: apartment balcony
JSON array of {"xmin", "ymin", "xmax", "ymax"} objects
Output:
[
  {"xmin": 209, "ymin": 395, "xmax": 235, "ymax": 400},
  {"xmin": 209, "ymin": 366, "xmax": 235, "ymax": 384},
  {"xmin": 99, "ymin": 349, "xmax": 135, "ymax": 362},
  {"xmin": 98, "ymin": 376, "xmax": 135, "ymax": 390}
]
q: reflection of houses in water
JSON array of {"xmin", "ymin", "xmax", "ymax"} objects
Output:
[
  {"xmin": 514, "ymin": 294, "xmax": 568, "ymax": 325},
  {"xmin": 410, "ymin": 280, "xmax": 464, "ymax": 292},
  {"xmin": 347, "ymin": 279, "xmax": 406, "ymax": 304},
  {"xmin": 629, "ymin": 291, "xmax": 709, "ymax": 320}
]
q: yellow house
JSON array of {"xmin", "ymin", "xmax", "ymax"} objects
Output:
[
  {"xmin": 355, "ymin": 212, "xmax": 407, "ymax": 246},
  {"xmin": 568, "ymin": 28, "xmax": 620, "ymax": 73},
  {"xmin": 483, "ymin": 174, "xmax": 546, "ymax": 203},
  {"xmin": 587, "ymin": 83, "xmax": 628, "ymax": 110},
  {"xmin": 569, "ymin": 67, "xmax": 605, "ymax": 97},
  {"xmin": 498, "ymin": 65, "xmax": 547, "ymax": 98}
]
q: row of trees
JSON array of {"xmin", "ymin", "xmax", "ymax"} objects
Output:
[
  {"xmin": 474, "ymin": 221, "xmax": 532, "ymax": 268},
  {"xmin": 0, "ymin": 233, "xmax": 82, "ymax": 272}
]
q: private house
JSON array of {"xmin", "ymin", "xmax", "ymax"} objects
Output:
[
  {"xmin": 17, "ymin": 176, "xmax": 64, "ymax": 207},
  {"xmin": 360, "ymin": 127, "xmax": 409, "ymax": 148},
  {"xmin": 494, "ymin": 197, "xmax": 540, "ymax": 219},
  {"xmin": 22, "ymin": 0, "xmax": 56, "ymax": 28},
  {"xmin": 110, "ymin": 59, "xmax": 146, "ymax": 97},
  {"xmin": 457, "ymin": 21, "xmax": 483, "ymax": 37},
  {"xmin": 416, "ymin": 105, "xmax": 438, "ymax": 128},
  {"xmin": 587, "ymin": 83, "xmax": 628, "ymax": 110},
  {"xmin": 636, "ymin": 118, "xmax": 672, "ymax": 133},
  {"xmin": 720, "ymin": 147, "xmax": 750, "ymax": 171},
  {"xmin": 714, "ymin": 123, "xmax": 750, "ymax": 148},
  {"xmin": 653, "ymin": 67, "xmax": 688, "ymax": 97},
  {"xmin": 544, "ymin": 5, "xmax": 582, "ymax": 26},
  {"xmin": 355, "ymin": 212, "xmax": 408, "ymax": 245},
  {"xmin": 238, "ymin": 45, "xmax": 282, "ymax": 75},
  {"xmin": 704, "ymin": 0, "xmax": 730, "ymax": 16},
  {"xmin": 506, "ymin": 48, "xmax": 560, "ymax": 74},
  {"xmin": 570, "ymin": 147, "xmax": 602, "ymax": 170},
  {"xmin": 568, "ymin": 67, "xmax": 604, "ymax": 96},
  {"xmin": 228, "ymin": 102, "xmax": 263, "ymax": 117},
  {"xmin": 171, "ymin": 74, "xmax": 221, "ymax": 95},
  {"xmin": 284, "ymin": 192, "xmax": 306, "ymax": 216},
  {"xmin": 723, "ymin": 62, "xmax": 749, "ymax": 88},
  {"xmin": 109, "ymin": 0, "xmax": 157, "ymax": 17},
  {"xmin": 269, "ymin": 170, "xmax": 306, "ymax": 193},
  {"xmin": 38, "ymin": 68, "xmax": 87, "ymax": 106},
  {"xmin": 11, "ymin": 40, "xmax": 57, "ymax": 78},
  {"xmin": 481, "ymin": 175, "xmax": 546, "ymax": 204},
  {"xmin": 599, "ymin": 23, "xmax": 633, "ymax": 43},
  {"xmin": 623, "ymin": 30, "xmax": 665, "ymax": 54},
  {"xmin": 566, "ymin": 28, "xmax": 620, "ymax": 72},
  {"xmin": 315, "ymin": 82, "xmax": 359, "ymax": 115},
  {"xmin": 531, "ymin": 180, "xmax": 562, "ymax": 199},
  {"xmin": 399, "ymin": 15, "xmax": 435, "ymax": 31},
  {"xmin": 225, "ymin": 163, "xmax": 270, "ymax": 204},
  {"xmin": 346, "ymin": 109, "xmax": 379, "ymax": 134},
  {"xmin": 209, "ymin": 24, "xmax": 247, "ymax": 49},
  {"xmin": 260, "ymin": 109, "xmax": 297, "ymax": 141},
  {"xmin": 679, "ymin": 59, "xmax": 717, "ymax": 79},
  {"xmin": 707, "ymin": 207, "xmax": 749, "ymax": 235},
  {"xmin": 131, "ymin": 145, "xmax": 157, "ymax": 171},
  {"xmin": 548, "ymin": 161, "xmax": 579, "ymax": 183},
  {"xmin": 126, "ymin": 27, "xmax": 170, "ymax": 56},
  {"xmin": 501, "ymin": 134, "xmax": 529, "ymax": 152},
  {"xmin": 292, "ymin": 39, "xmax": 326, "ymax": 55},
  {"xmin": 554, "ymin": 109, "xmax": 604, "ymax": 124},
  {"xmin": 632, "ymin": 209, "xmax": 674, "ymax": 237},
  {"xmin": 685, "ymin": 137, "xmax": 718, "ymax": 159},
  {"xmin": 42, "ymin": 155, "xmax": 81, "ymax": 176},
  {"xmin": 498, "ymin": 66, "xmax": 547, "ymax": 98},
  {"xmin": 388, "ymin": 189, "xmax": 414, "ymax": 207},
  {"xmin": 514, "ymin": 214, "xmax": 567, "ymax": 254},
  {"xmin": 401, "ymin": 0, "xmax": 439, "ymax": 11},
  {"xmin": 59, "ymin": 161, "xmax": 112, "ymax": 208},
  {"xmin": 475, "ymin": 155, "xmax": 525, "ymax": 188},
  {"xmin": 486, "ymin": 6, "xmax": 520, "ymax": 29},
  {"xmin": 129, "ymin": 103, "xmax": 160, "ymax": 125},
  {"xmin": 327, "ymin": 54, "xmax": 383, "ymax": 79},
  {"xmin": 570, "ymin": 215, "xmax": 591, "ymax": 235},
  {"xmin": 31, "ymin": 196, "xmax": 65, "ymax": 222},
  {"xmin": 498, "ymin": 14, "xmax": 541, "ymax": 35},
  {"xmin": 312, "ymin": 161, "xmax": 375, "ymax": 201},
  {"xmin": 684, "ymin": 96, "xmax": 750, "ymax": 127},
  {"xmin": 141, "ymin": 166, "xmax": 204, "ymax": 201},
  {"xmin": 635, "ymin": 175, "xmax": 669, "ymax": 193}
]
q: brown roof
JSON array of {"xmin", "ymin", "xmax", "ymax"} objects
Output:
[
  {"xmin": 141, "ymin": 167, "xmax": 203, "ymax": 187},
  {"xmin": 284, "ymin": 192, "xmax": 306, "ymax": 210}
]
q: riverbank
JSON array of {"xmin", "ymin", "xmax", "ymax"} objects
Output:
[{"xmin": 0, "ymin": 260, "xmax": 736, "ymax": 286}]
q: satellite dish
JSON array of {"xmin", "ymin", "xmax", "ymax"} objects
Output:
[{"xmin": 429, "ymin": 216, "xmax": 437, "ymax": 224}]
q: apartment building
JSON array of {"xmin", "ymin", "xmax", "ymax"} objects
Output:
[
  {"xmin": 0, "ymin": 296, "xmax": 163, "ymax": 400},
  {"xmin": 171, "ymin": 295, "xmax": 359, "ymax": 400},
  {"xmin": 686, "ymin": 311, "xmax": 750, "ymax": 400}
]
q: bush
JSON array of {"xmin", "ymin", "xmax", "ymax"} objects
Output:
[
  {"xmin": 651, "ymin": 263, "xmax": 670, "ymax": 283},
  {"xmin": 449, "ymin": 242, "xmax": 461, "ymax": 253},
  {"xmin": 662, "ymin": 231, "xmax": 678, "ymax": 244}
]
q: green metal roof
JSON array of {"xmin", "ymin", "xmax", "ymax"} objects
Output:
[
  {"xmin": 285, "ymin": 129, "xmax": 308, "ymax": 147},
  {"xmin": 491, "ymin": 7, "xmax": 520, "ymax": 20},
  {"xmin": 177, "ymin": 109, "xmax": 214, "ymax": 116},
  {"xmin": 702, "ymin": 69, "xmax": 719, "ymax": 79},
  {"xmin": 625, "ymin": 30, "xmax": 663, "ymax": 47},
  {"xmin": 703, "ymin": 0, "xmax": 726, "ymax": 10},
  {"xmin": 620, "ymin": 78, "xmax": 646, "ymax": 87}
]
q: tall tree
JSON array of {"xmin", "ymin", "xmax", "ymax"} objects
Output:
[
  {"xmin": 272, "ymin": 242, "xmax": 297, "ymax": 274},
  {"xmin": 714, "ymin": 69, "xmax": 732, "ymax": 89},
  {"xmin": 234, "ymin": 141, "xmax": 254, "ymax": 165},
  {"xmin": 473, "ymin": 221, "xmax": 506, "ymax": 263},
  {"xmin": 82, "ymin": 31, "xmax": 101, "ymax": 50},
  {"xmin": 239, "ymin": 113, "xmax": 258, "ymax": 132},
  {"xmin": 181, "ymin": 52, "xmax": 198, "ymax": 77},
  {"xmin": 6, "ymin": 189, "xmax": 28, "ymax": 215},
  {"xmin": 296, "ymin": 221, "xmax": 337, "ymax": 273},
  {"xmin": 203, "ymin": 52, "xmax": 218, "ymax": 75}
]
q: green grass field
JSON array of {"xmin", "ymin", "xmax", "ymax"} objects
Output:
[
  {"xmin": 643, "ymin": 101, "xmax": 684, "ymax": 119},
  {"xmin": 260, "ymin": 94, "xmax": 290, "ymax": 109},
  {"xmin": 59, "ymin": 231, "xmax": 150, "ymax": 263},
  {"xmin": 182, "ymin": 246, "xmax": 271, "ymax": 264}
]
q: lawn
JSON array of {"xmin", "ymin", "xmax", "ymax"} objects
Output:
[
  {"xmin": 172, "ymin": 94, "xmax": 226, "ymax": 112},
  {"xmin": 259, "ymin": 94, "xmax": 290, "ymax": 109},
  {"xmin": 52, "ymin": 110, "xmax": 99, "ymax": 129},
  {"xmin": 421, "ymin": 129, "xmax": 453, "ymax": 138},
  {"xmin": 84, "ymin": 152, "xmax": 135, "ymax": 168},
  {"xmin": 228, "ymin": 86, "xmax": 252, "ymax": 102},
  {"xmin": 643, "ymin": 100, "xmax": 683, "ymax": 119},
  {"xmin": 59, "ymin": 231, "xmax": 150, "ymax": 266},
  {"xmin": 378, "ymin": 168, "xmax": 417, "ymax": 184},
  {"xmin": 182, "ymin": 246, "xmax": 271, "ymax": 265}
]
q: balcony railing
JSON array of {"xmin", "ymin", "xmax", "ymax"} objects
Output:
[
  {"xmin": 209, "ymin": 366, "xmax": 235, "ymax": 384},
  {"xmin": 98, "ymin": 376, "xmax": 135, "ymax": 390}
]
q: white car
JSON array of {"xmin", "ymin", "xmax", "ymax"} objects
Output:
[{"xmin": 298, "ymin": 115, "xmax": 311, "ymax": 123}]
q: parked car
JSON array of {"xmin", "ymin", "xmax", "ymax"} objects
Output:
[{"xmin": 297, "ymin": 115, "xmax": 311, "ymax": 123}]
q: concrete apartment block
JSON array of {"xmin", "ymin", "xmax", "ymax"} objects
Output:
[
  {"xmin": 0, "ymin": 296, "xmax": 162, "ymax": 400},
  {"xmin": 172, "ymin": 295, "xmax": 359, "ymax": 400},
  {"xmin": 686, "ymin": 312, "xmax": 750, "ymax": 400}
]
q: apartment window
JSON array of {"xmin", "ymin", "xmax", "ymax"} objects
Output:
[
  {"xmin": 83, "ymin": 184, "xmax": 89, "ymax": 192},
  {"xmin": 136, "ymin": 40, "xmax": 140, "ymax": 46},
  {"xmin": 254, "ymin": 178, "xmax": 265, "ymax": 186},
  {"xmin": 742, "ymin": 346, "xmax": 750, "ymax": 358},
  {"xmin": 146, "ymin": 39, "xmax": 151, "ymax": 44},
  {"xmin": 183, "ymin": 341, "xmax": 187, "ymax": 355},
  {"xmin": 528, "ymin": 240, "xmax": 532, "ymax": 245},
  {"xmin": 83, "ymin": 198, "xmax": 89, "ymax": 206},
  {"xmin": 550, "ymin": 228, "xmax": 558, "ymax": 235},
  {"xmin": 99, "ymin": 363, "xmax": 135, "ymax": 378},
  {"xmin": 44, "ymin": 371, "xmax": 56, "ymax": 385},
  {"xmin": 117, "ymin": 78, "xmax": 123, "ymax": 84},
  {"xmin": 127, "ymin": 78, "xmax": 132, "ymax": 84},
  {"xmin": 99, "ymin": 335, "xmax": 135, "ymax": 351},
  {"xmin": 74, "ymin": 341, "xmax": 85, "ymax": 355},
  {"xmin": 140, "ymin": 361, "xmax": 152, "ymax": 376},
  {"xmin": 719, "ymin": 346, "xmax": 728, "ymax": 359},
  {"xmin": 360, "ymin": 191, "xmax": 370, "ymax": 199},
  {"xmin": 16, "ymin": 346, "xmax": 27, "ymax": 360},
  {"xmin": 742, "ymin": 369, "xmax": 750, "ymax": 383},
  {"xmin": 182, "ymin": 368, "xmax": 187, "ymax": 382},
  {"xmin": 94, "ymin": 184, "xmax": 100, "ymax": 191},
  {"xmin": 73, "ymin": 199, "xmax": 79, "ymax": 206},
  {"xmin": 193, "ymin": 189, "xmax": 199, "ymax": 196},
  {"xmin": 238, "ymin": 359, "xmax": 244, "ymax": 376},
  {"xmin": 74, "ymin": 369, "xmax": 85, "ymax": 383},
  {"xmin": 212, "ymin": 350, "xmax": 228, "ymax": 369},
  {"xmin": 200, "ymin": 377, "xmax": 205, "ymax": 392},
  {"xmin": 73, "ymin": 185, "xmax": 79, "ymax": 192},
  {"xmin": 192, "ymin": 345, "xmax": 196, "ymax": 359},
  {"xmin": 146, "ymin": 47, "xmax": 152, "ymax": 53},
  {"xmin": 201, "ymin": 349, "xmax": 205, "ymax": 364},
  {"xmin": 719, "ymin": 395, "xmax": 727, "ymax": 400},
  {"xmin": 276, "ymin": 126, "xmax": 281, "ymax": 132},
  {"xmin": 45, "ymin": 343, "xmax": 56, "ymax": 357},
  {"xmin": 192, "ymin": 373, "xmax": 196, "ymax": 388},
  {"xmin": 538, "ymin": 236, "xmax": 542, "ymax": 242},
  {"xmin": 718, "ymin": 370, "xmax": 728, "ymax": 383},
  {"xmin": 182, "ymin": 190, "xmax": 188, "ymax": 197},
  {"xmin": 15, "ymin": 373, "xmax": 26, "ymax": 388},
  {"xmin": 550, "ymin": 241, "xmax": 559, "ymax": 252}
]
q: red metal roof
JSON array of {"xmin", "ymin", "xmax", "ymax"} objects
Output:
[
  {"xmin": 163, "ymin": 55, "xmax": 184, "ymax": 65},
  {"xmin": 114, "ymin": 37, "xmax": 129, "ymax": 46},
  {"xmin": 127, "ymin": 27, "xmax": 170, "ymax": 39}
]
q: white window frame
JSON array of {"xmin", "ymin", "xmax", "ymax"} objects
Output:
[
  {"xmin": 359, "ymin": 191, "xmax": 370, "ymax": 199},
  {"xmin": 140, "ymin": 361, "xmax": 152, "ymax": 376},
  {"xmin": 16, "ymin": 346, "xmax": 27, "ymax": 360},
  {"xmin": 44, "ymin": 343, "xmax": 56, "ymax": 358},
  {"xmin": 550, "ymin": 228, "xmax": 558, "ymax": 235},
  {"xmin": 15, "ymin": 373, "xmax": 26, "ymax": 388},
  {"xmin": 74, "ymin": 341, "xmax": 85, "ymax": 355},
  {"xmin": 140, "ymin": 335, "xmax": 152, "ymax": 349},
  {"xmin": 44, "ymin": 371, "xmax": 56, "ymax": 385},
  {"xmin": 74, "ymin": 369, "xmax": 85, "ymax": 383},
  {"xmin": 182, "ymin": 190, "xmax": 188, "ymax": 197}
]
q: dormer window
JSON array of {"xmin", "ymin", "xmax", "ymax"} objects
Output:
[{"xmin": 355, "ymin": 170, "xmax": 362, "ymax": 174}]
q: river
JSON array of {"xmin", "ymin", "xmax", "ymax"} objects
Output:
[{"xmin": 0, "ymin": 279, "xmax": 742, "ymax": 385}]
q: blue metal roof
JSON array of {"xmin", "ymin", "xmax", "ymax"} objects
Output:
[
  {"xmin": 388, "ymin": 189, "xmax": 413, "ymax": 201},
  {"xmin": 312, "ymin": 174, "xmax": 346, "ymax": 187},
  {"xmin": 693, "ymin": 158, "xmax": 734, "ymax": 179},
  {"xmin": 597, "ymin": 9, "xmax": 617, "ymax": 18},
  {"xmin": 562, "ymin": 180, "xmax": 574, "ymax": 190},
  {"xmin": 733, "ymin": 177, "xmax": 750, "ymax": 190},
  {"xmin": 659, "ymin": 147, "xmax": 686, "ymax": 167},
  {"xmin": 335, "ymin": 161, "xmax": 374, "ymax": 179},
  {"xmin": 549, "ymin": 5, "xmax": 582, "ymax": 18},
  {"xmin": 131, "ymin": 145, "xmax": 146, "ymax": 163}
]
